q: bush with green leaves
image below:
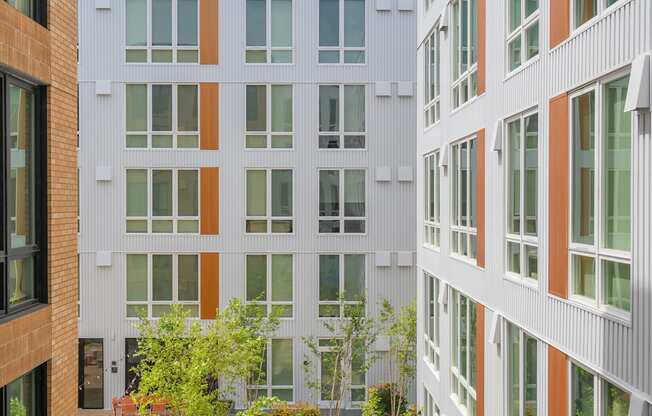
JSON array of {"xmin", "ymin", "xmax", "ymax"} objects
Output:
[{"xmin": 361, "ymin": 384, "xmax": 407, "ymax": 416}]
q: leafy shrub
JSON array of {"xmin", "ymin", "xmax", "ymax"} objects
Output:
[
  {"xmin": 362, "ymin": 384, "xmax": 407, "ymax": 416},
  {"xmin": 271, "ymin": 402, "xmax": 320, "ymax": 416}
]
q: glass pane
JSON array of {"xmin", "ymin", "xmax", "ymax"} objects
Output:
[
  {"xmin": 81, "ymin": 340, "xmax": 104, "ymax": 409},
  {"xmin": 344, "ymin": 0, "xmax": 365, "ymax": 47},
  {"xmin": 152, "ymin": 85, "xmax": 172, "ymax": 131},
  {"xmin": 152, "ymin": 0, "xmax": 172, "ymax": 46},
  {"xmin": 571, "ymin": 364, "xmax": 594, "ymax": 416},
  {"xmin": 247, "ymin": 85, "xmax": 267, "ymax": 132},
  {"xmin": 177, "ymin": 50, "xmax": 199, "ymax": 63},
  {"xmin": 351, "ymin": 341, "xmax": 365, "ymax": 385},
  {"xmin": 507, "ymin": 323, "xmax": 520, "ymax": 416},
  {"xmin": 126, "ymin": 49, "xmax": 148, "ymax": 63},
  {"xmin": 271, "ymin": 85, "xmax": 292, "ymax": 132},
  {"xmin": 272, "ymin": 339, "xmax": 293, "ymax": 385},
  {"xmin": 271, "ymin": 135, "xmax": 293, "ymax": 148},
  {"xmin": 469, "ymin": 299, "xmax": 477, "ymax": 388},
  {"xmin": 152, "ymin": 49, "xmax": 173, "ymax": 63},
  {"xmin": 572, "ymin": 91, "xmax": 596, "ymax": 245},
  {"xmin": 344, "ymin": 85, "xmax": 365, "ymax": 132},
  {"xmin": 126, "ymin": 0, "xmax": 147, "ymax": 46},
  {"xmin": 469, "ymin": 138, "xmax": 477, "ymax": 228},
  {"xmin": 153, "ymin": 255, "xmax": 173, "ymax": 301},
  {"xmin": 344, "ymin": 51, "xmax": 365, "ymax": 63},
  {"xmin": 271, "ymin": 50, "xmax": 292, "ymax": 63},
  {"xmin": 573, "ymin": 255, "xmax": 596, "ymax": 299},
  {"xmin": 470, "ymin": 0, "xmax": 477, "ymax": 65},
  {"xmin": 271, "ymin": 0, "xmax": 292, "ymax": 47},
  {"xmin": 604, "ymin": 76, "xmax": 631, "ymax": 251},
  {"xmin": 604, "ymin": 381, "xmax": 630, "ymax": 416},
  {"xmin": 126, "ymin": 220, "xmax": 148, "ymax": 233},
  {"xmin": 319, "ymin": 255, "xmax": 340, "ymax": 301},
  {"xmin": 507, "ymin": 242, "xmax": 520, "ymax": 275},
  {"xmin": 507, "ymin": 120, "xmax": 521, "ymax": 234},
  {"xmin": 526, "ymin": 22, "xmax": 539, "ymax": 60},
  {"xmin": 246, "ymin": 135, "xmax": 267, "ymax": 148},
  {"xmin": 319, "ymin": 85, "xmax": 340, "ymax": 132},
  {"xmin": 127, "ymin": 170, "xmax": 148, "ymax": 217},
  {"xmin": 178, "ymin": 85, "xmax": 198, "ymax": 132},
  {"xmin": 127, "ymin": 304, "xmax": 147, "ymax": 318},
  {"xmin": 152, "ymin": 134, "xmax": 172, "ymax": 148},
  {"xmin": 246, "ymin": 50, "xmax": 268, "ymax": 63},
  {"xmin": 271, "ymin": 254, "xmax": 292, "ymax": 302},
  {"xmin": 321, "ymin": 351, "xmax": 341, "ymax": 400},
  {"xmin": 247, "ymin": 170, "xmax": 267, "ymax": 216},
  {"xmin": 246, "ymin": 220, "xmax": 268, "ymax": 233},
  {"xmin": 525, "ymin": 245, "xmax": 538, "ymax": 280},
  {"xmin": 460, "ymin": 0, "xmax": 469, "ymax": 73},
  {"xmin": 319, "ymin": 0, "xmax": 340, "ymax": 47},
  {"xmin": 177, "ymin": 219, "xmax": 198, "ymax": 233},
  {"xmin": 152, "ymin": 305, "xmax": 171, "ymax": 317},
  {"xmin": 459, "ymin": 295, "xmax": 468, "ymax": 378},
  {"xmin": 152, "ymin": 170, "xmax": 173, "ymax": 217},
  {"xmin": 525, "ymin": 114, "xmax": 538, "ymax": 235},
  {"xmin": 603, "ymin": 260, "xmax": 630, "ymax": 312},
  {"xmin": 574, "ymin": 0, "xmax": 597, "ymax": 28},
  {"xmin": 525, "ymin": 0, "xmax": 538, "ymax": 17},
  {"xmin": 247, "ymin": 255, "xmax": 267, "ymax": 301},
  {"xmin": 247, "ymin": 0, "xmax": 267, "ymax": 46},
  {"xmin": 177, "ymin": 135, "xmax": 198, "ymax": 148},
  {"xmin": 178, "ymin": 0, "xmax": 198, "ymax": 46},
  {"xmin": 272, "ymin": 389, "xmax": 293, "ymax": 401},
  {"xmin": 127, "ymin": 254, "xmax": 148, "ymax": 301},
  {"xmin": 319, "ymin": 50, "xmax": 340, "ymax": 63},
  {"xmin": 8, "ymin": 257, "xmax": 34, "ymax": 306},
  {"xmin": 272, "ymin": 170, "xmax": 292, "ymax": 217},
  {"xmin": 7, "ymin": 369, "xmax": 35, "ymax": 415},
  {"xmin": 508, "ymin": 35, "xmax": 522, "ymax": 71},
  {"xmin": 178, "ymin": 255, "xmax": 199, "ymax": 301},
  {"xmin": 126, "ymin": 84, "xmax": 147, "ymax": 131},
  {"xmin": 524, "ymin": 335, "xmax": 538, "ymax": 415},
  {"xmin": 126, "ymin": 135, "xmax": 147, "ymax": 148},
  {"xmin": 319, "ymin": 170, "xmax": 340, "ymax": 216},
  {"xmin": 178, "ymin": 170, "xmax": 198, "ymax": 217},
  {"xmin": 344, "ymin": 254, "xmax": 365, "ymax": 301},
  {"xmin": 344, "ymin": 170, "xmax": 365, "ymax": 217},
  {"xmin": 509, "ymin": 0, "xmax": 521, "ymax": 32}
]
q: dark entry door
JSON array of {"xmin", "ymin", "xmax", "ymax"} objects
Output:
[{"xmin": 78, "ymin": 338, "xmax": 104, "ymax": 409}]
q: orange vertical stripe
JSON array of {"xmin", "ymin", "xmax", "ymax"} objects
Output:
[
  {"xmin": 200, "ymin": 83, "xmax": 219, "ymax": 150},
  {"xmin": 476, "ymin": 129, "xmax": 486, "ymax": 268},
  {"xmin": 201, "ymin": 167, "xmax": 219, "ymax": 235},
  {"xmin": 550, "ymin": 0, "xmax": 570, "ymax": 49},
  {"xmin": 549, "ymin": 94, "xmax": 569, "ymax": 298},
  {"xmin": 475, "ymin": 303, "xmax": 485, "ymax": 416},
  {"xmin": 200, "ymin": 253, "xmax": 220, "ymax": 319},
  {"xmin": 200, "ymin": 0, "xmax": 219, "ymax": 64},
  {"xmin": 476, "ymin": 0, "xmax": 486, "ymax": 95},
  {"xmin": 548, "ymin": 345, "xmax": 568, "ymax": 416}
]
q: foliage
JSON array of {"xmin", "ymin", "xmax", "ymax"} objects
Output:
[
  {"xmin": 271, "ymin": 402, "xmax": 321, "ymax": 416},
  {"xmin": 361, "ymin": 384, "xmax": 407, "ymax": 416},
  {"xmin": 236, "ymin": 396, "xmax": 282, "ymax": 416},
  {"xmin": 9, "ymin": 398, "xmax": 27, "ymax": 416},
  {"xmin": 131, "ymin": 300, "xmax": 279, "ymax": 416},
  {"xmin": 401, "ymin": 404, "xmax": 418, "ymax": 416}
]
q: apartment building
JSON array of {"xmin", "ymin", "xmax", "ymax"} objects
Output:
[
  {"xmin": 417, "ymin": 0, "xmax": 652, "ymax": 415},
  {"xmin": 77, "ymin": 0, "xmax": 416, "ymax": 410},
  {"xmin": 0, "ymin": 0, "xmax": 78, "ymax": 415}
]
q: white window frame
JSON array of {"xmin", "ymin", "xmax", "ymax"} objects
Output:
[
  {"xmin": 247, "ymin": 338, "xmax": 295, "ymax": 402},
  {"xmin": 318, "ymin": 84, "xmax": 367, "ymax": 150},
  {"xmin": 245, "ymin": 0, "xmax": 295, "ymax": 64},
  {"xmin": 571, "ymin": 0, "xmax": 625, "ymax": 31},
  {"xmin": 317, "ymin": 0, "xmax": 367, "ymax": 65},
  {"xmin": 125, "ymin": 253, "xmax": 201, "ymax": 319},
  {"xmin": 125, "ymin": 168, "xmax": 200, "ymax": 234},
  {"xmin": 423, "ymin": 273, "xmax": 440, "ymax": 372},
  {"xmin": 503, "ymin": 321, "xmax": 540, "ymax": 416},
  {"xmin": 424, "ymin": 387, "xmax": 441, "ymax": 416},
  {"xmin": 424, "ymin": 24, "xmax": 440, "ymax": 128},
  {"xmin": 450, "ymin": 136, "xmax": 478, "ymax": 263},
  {"xmin": 125, "ymin": 83, "xmax": 201, "ymax": 150},
  {"xmin": 450, "ymin": 289, "xmax": 478, "ymax": 416},
  {"xmin": 505, "ymin": 0, "xmax": 539, "ymax": 74},
  {"xmin": 124, "ymin": 0, "xmax": 200, "ymax": 64},
  {"xmin": 567, "ymin": 70, "xmax": 632, "ymax": 321},
  {"xmin": 317, "ymin": 338, "xmax": 367, "ymax": 407},
  {"xmin": 451, "ymin": 0, "xmax": 478, "ymax": 109},
  {"xmin": 245, "ymin": 253, "xmax": 294, "ymax": 319},
  {"xmin": 318, "ymin": 254, "xmax": 367, "ymax": 319},
  {"xmin": 424, "ymin": 151, "xmax": 441, "ymax": 249},
  {"xmin": 245, "ymin": 168, "xmax": 295, "ymax": 234},
  {"xmin": 318, "ymin": 169, "xmax": 367, "ymax": 235},
  {"xmin": 245, "ymin": 84, "xmax": 295, "ymax": 150},
  {"xmin": 567, "ymin": 360, "xmax": 632, "ymax": 416}
]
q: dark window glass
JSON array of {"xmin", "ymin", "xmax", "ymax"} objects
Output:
[
  {"xmin": 1, "ymin": 365, "xmax": 46, "ymax": 415},
  {"xmin": 78, "ymin": 339, "xmax": 104, "ymax": 409}
]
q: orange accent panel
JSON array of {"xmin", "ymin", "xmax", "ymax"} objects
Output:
[
  {"xmin": 548, "ymin": 345, "xmax": 568, "ymax": 416},
  {"xmin": 475, "ymin": 303, "xmax": 485, "ymax": 416},
  {"xmin": 549, "ymin": 94, "xmax": 569, "ymax": 298},
  {"xmin": 200, "ymin": 253, "xmax": 220, "ymax": 319},
  {"xmin": 200, "ymin": 83, "xmax": 219, "ymax": 150},
  {"xmin": 476, "ymin": 0, "xmax": 486, "ymax": 95},
  {"xmin": 200, "ymin": 0, "xmax": 219, "ymax": 64},
  {"xmin": 550, "ymin": 0, "xmax": 570, "ymax": 49},
  {"xmin": 476, "ymin": 129, "xmax": 486, "ymax": 268},
  {"xmin": 201, "ymin": 167, "xmax": 220, "ymax": 235}
]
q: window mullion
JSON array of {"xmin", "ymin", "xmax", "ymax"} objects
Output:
[
  {"xmin": 519, "ymin": 330, "xmax": 525, "ymax": 416},
  {"xmin": 268, "ymin": 254, "xmax": 272, "ymax": 310},
  {"xmin": 267, "ymin": 0, "xmax": 272, "ymax": 59}
]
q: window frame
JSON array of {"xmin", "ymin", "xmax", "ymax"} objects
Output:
[
  {"xmin": 503, "ymin": 321, "xmax": 540, "ymax": 416},
  {"xmin": 423, "ymin": 273, "xmax": 440, "ymax": 372},
  {"xmin": 450, "ymin": 136, "xmax": 478, "ymax": 263},
  {"xmin": 424, "ymin": 387, "xmax": 441, "ymax": 416},
  {"xmin": 245, "ymin": 84, "xmax": 295, "ymax": 150},
  {"xmin": 424, "ymin": 151, "xmax": 441, "ymax": 249},
  {"xmin": 317, "ymin": 253, "xmax": 367, "ymax": 319},
  {"xmin": 247, "ymin": 338, "xmax": 295, "ymax": 402},
  {"xmin": 571, "ymin": 0, "xmax": 625, "ymax": 32},
  {"xmin": 451, "ymin": 0, "xmax": 479, "ymax": 109},
  {"xmin": 245, "ymin": 0, "xmax": 295, "ymax": 65},
  {"xmin": 450, "ymin": 289, "xmax": 478, "ymax": 416},
  {"xmin": 245, "ymin": 168, "xmax": 295, "ymax": 235},
  {"xmin": 318, "ymin": 84, "xmax": 367, "ymax": 151},
  {"xmin": 245, "ymin": 253, "xmax": 295, "ymax": 319},
  {"xmin": 567, "ymin": 360, "xmax": 632, "ymax": 416},
  {"xmin": 423, "ymin": 24, "xmax": 441, "ymax": 128},
  {"xmin": 0, "ymin": 364, "xmax": 48, "ymax": 415},
  {"xmin": 318, "ymin": 0, "xmax": 367, "ymax": 65},
  {"xmin": 318, "ymin": 168, "xmax": 367, "ymax": 235},
  {"xmin": 505, "ymin": 0, "xmax": 540, "ymax": 74},
  {"xmin": 4, "ymin": 0, "xmax": 47, "ymax": 26}
]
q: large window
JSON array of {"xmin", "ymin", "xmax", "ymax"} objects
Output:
[
  {"xmin": 125, "ymin": 253, "xmax": 200, "ymax": 318},
  {"xmin": 424, "ymin": 151, "xmax": 441, "ymax": 248},
  {"xmin": 246, "ymin": 254, "xmax": 293, "ymax": 318},
  {"xmin": 424, "ymin": 26, "xmax": 440, "ymax": 127},
  {"xmin": 506, "ymin": 0, "xmax": 539, "ymax": 72},
  {"xmin": 5, "ymin": 0, "xmax": 45, "ymax": 24},
  {"xmin": 319, "ymin": 338, "xmax": 366, "ymax": 403},
  {"xmin": 1, "ymin": 366, "xmax": 46, "ymax": 416},
  {"xmin": 319, "ymin": 0, "xmax": 365, "ymax": 64},
  {"xmin": 125, "ymin": 0, "xmax": 199, "ymax": 63},
  {"xmin": 246, "ymin": 0, "xmax": 293, "ymax": 63},
  {"xmin": 450, "ymin": 137, "xmax": 477, "ymax": 262},
  {"xmin": 246, "ymin": 169, "xmax": 294, "ymax": 233},
  {"xmin": 451, "ymin": 0, "xmax": 478, "ymax": 108},
  {"xmin": 0, "ymin": 77, "xmax": 45, "ymax": 318},
  {"xmin": 319, "ymin": 85, "xmax": 366, "ymax": 149},
  {"xmin": 505, "ymin": 322, "xmax": 538, "ymax": 416},
  {"xmin": 505, "ymin": 112, "xmax": 538, "ymax": 283},
  {"xmin": 126, "ymin": 169, "xmax": 199, "ymax": 234},
  {"xmin": 570, "ymin": 74, "xmax": 631, "ymax": 317},
  {"xmin": 572, "ymin": 0, "xmax": 620, "ymax": 30},
  {"xmin": 450, "ymin": 289, "xmax": 477, "ymax": 416},
  {"xmin": 319, "ymin": 169, "xmax": 366, "ymax": 234},
  {"xmin": 248, "ymin": 339, "xmax": 294, "ymax": 401},
  {"xmin": 79, "ymin": 339, "xmax": 104, "ymax": 409},
  {"xmin": 126, "ymin": 84, "xmax": 199, "ymax": 149},
  {"xmin": 318, "ymin": 254, "xmax": 365, "ymax": 318},
  {"xmin": 570, "ymin": 362, "xmax": 630, "ymax": 416},
  {"xmin": 423, "ymin": 273, "xmax": 440, "ymax": 371},
  {"xmin": 246, "ymin": 85, "xmax": 293, "ymax": 149}
]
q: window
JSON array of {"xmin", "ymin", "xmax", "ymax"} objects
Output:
[
  {"xmin": 450, "ymin": 289, "xmax": 477, "ymax": 416},
  {"xmin": 125, "ymin": 253, "xmax": 200, "ymax": 318},
  {"xmin": 0, "ymin": 365, "xmax": 46, "ymax": 416},
  {"xmin": 570, "ymin": 362, "xmax": 630, "ymax": 416},
  {"xmin": 423, "ymin": 273, "xmax": 440, "ymax": 371},
  {"xmin": 424, "ymin": 0, "xmax": 435, "ymax": 10},
  {"xmin": 318, "ymin": 254, "xmax": 365, "ymax": 318},
  {"xmin": 248, "ymin": 339, "xmax": 294, "ymax": 401},
  {"xmin": 424, "ymin": 388, "xmax": 441, "ymax": 416},
  {"xmin": 424, "ymin": 26, "xmax": 440, "ymax": 127},
  {"xmin": 505, "ymin": 322, "xmax": 538, "ymax": 416},
  {"xmin": 126, "ymin": 84, "xmax": 199, "ymax": 149},
  {"xmin": 5, "ymin": 0, "xmax": 45, "ymax": 24},
  {"xmin": 424, "ymin": 151, "xmax": 441, "ymax": 248},
  {"xmin": 246, "ymin": 169, "xmax": 294, "ymax": 233},
  {"xmin": 125, "ymin": 0, "xmax": 199, "ymax": 63},
  {"xmin": 319, "ymin": 169, "xmax": 366, "ymax": 233},
  {"xmin": 570, "ymin": 74, "xmax": 631, "ymax": 316},
  {"xmin": 450, "ymin": 136, "xmax": 478, "ymax": 262},
  {"xmin": 126, "ymin": 168, "xmax": 199, "ymax": 234},
  {"xmin": 572, "ymin": 0, "xmax": 619, "ymax": 29},
  {"xmin": 319, "ymin": 0, "xmax": 365, "ymax": 64},
  {"xmin": 246, "ymin": 85, "xmax": 293, "ymax": 149},
  {"xmin": 246, "ymin": 254, "xmax": 293, "ymax": 318},
  {"xmin": 319, "ymin": 338, "xmax": 366, "ymax": 403},
  {"xmin": 319, "ymin": 85, "xmax": 366, "ymax": 149},
  {"xmin": 505, "ymin": 112, "xmax": 538, "ymax": 282},
  {"xmin": 0, "ymin": 76, "xmax": 46, "ymax": 318},
  {"xmin": 451, "ymin": 0, "xmax": 478, "ymax": 108},
  {"xmin": 79, "ymin": 339, "xmax": 104, "ymax": 409},
  {"xmin": 246, "ymin": 0, "xmax": 293, "ymax": 63},
  {"xmin": 506, "ymin": 0, "xmax": 539, "ymax": 72}
]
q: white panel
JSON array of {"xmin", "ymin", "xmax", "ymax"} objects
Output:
[
  {"xmin": 376, "ymin": 251, "xmax": 392, "ymax": 267},
  {"xmin": 96, "ymin": 0, "xmax": 111, "ymax": 9},
  {"xmin": 376, "ymin": 82, "xmax": 392, "ymax": 97},
  {"xmin": 492, "ymin": 120, "xmax": 503, "ymax": 152},
  {"xmin": 376, "ymin": 166, "xmax": 392, "ymax": 182},
  {"xmin": 625, "ymin": 54, "xmax": 650, "ymax": 111},
  {"xmin": 96, "ymin": 251, "xmax": 112, "ymax": 267},
  {"xmin": 629, "ymin": 396, "xmax": 648, "ymax": 416},
  {"xmin": 439, "ymin": 5, "xmax": 449, "ymax": 31},
  {"xmin": 375, "ymin": 336, "xmax": 390, "ymax": 351},
  {"xmin": 438, "ymin": 143, "xmax": 449, "ymax": 167},
  {"xmin": 489, "ymin": 313, "xmax": 502, "ymax": 345},
  {"xmin": 397, "ymin": 82, "xmax": 414, "ymax": 97},
  {"xmin": 397, "ymin": 0, "xmax": 415, "ymax": 11},
  {"xmin": 96, "ymin": 166, "xmax": 112, "ymax": 181},
  {"xmin": 398, "ymin": 166, "xmax": 413, "ymax": 182},
  {"xmin": 397, "ymin": 251, "xmax": 413, "ymax": 266},
  {"xmin": 95, "ymin": 80, "xmax": 112, "ymax": 95},
  {"xmin": 375, "ymin": 0, "xmax": 392, "ymax": 11},
  {"xmin": 438, "ymin": 282, "xmax": 448, "ymax": 306}
]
